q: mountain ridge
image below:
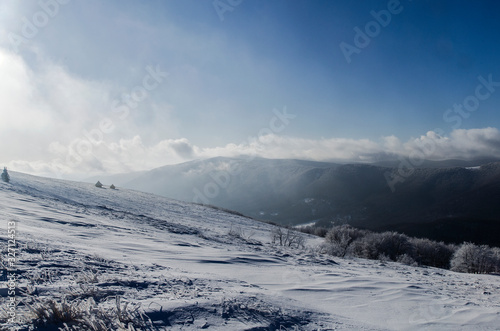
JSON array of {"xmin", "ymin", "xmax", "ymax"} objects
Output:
[{"xmin": 84, "ymin": 157, "xmax": 500, "ymax": 246}]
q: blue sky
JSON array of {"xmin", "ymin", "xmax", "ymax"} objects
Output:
[{"xmin": 1, "ymin": 0, "xmax": 500, "ymax": 178}]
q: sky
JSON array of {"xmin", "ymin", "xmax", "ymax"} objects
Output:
[{"xmin": 1, "ymin": 0, "xmax": 500, "ymax": 179}]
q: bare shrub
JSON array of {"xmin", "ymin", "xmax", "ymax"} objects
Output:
[
  {"xmin": 271, "ymin": 227, "xmax": 305, "ymax": 248},
  {"xmin": 227, "ymin": 223, "xmax": 257, "ymax": 243}
]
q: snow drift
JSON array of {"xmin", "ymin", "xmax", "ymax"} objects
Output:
[{"xmin": 0, "ymin": 172, "xmax": 499, "ymax": 330}]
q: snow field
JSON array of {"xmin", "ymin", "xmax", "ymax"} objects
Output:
[{"xmin": 0, "ymin": 172, "xmax": 499, "ymax": 330}]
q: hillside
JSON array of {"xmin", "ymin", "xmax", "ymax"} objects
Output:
[
  {"xmin": 1, "ymin": 172, "xmax": 500, "ymax": 330},
  {"xmin": 90, "ymin": 157, "xmax": 500, "ymax": 246}
]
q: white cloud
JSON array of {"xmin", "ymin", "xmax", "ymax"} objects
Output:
[
  {"xmin": 7, "ymin": 128, "xmax": 500, "ymax": 180},
  {"xmin": 402, "ymin": 128, "xmax": 500, "ymax": 160},
  {"xmin": 1, "ymin": 3, "xmax": 499, "ymax": 180},
  {"xmin": 0, "ymin": 48, "xmax": 115, "ymax": 162},
  {"xmin": 0, "ymin": 47, "xmax": 177, "ymax": 174},
  {"xmin": 0, "ymin": 50, "xmax": 52, "ymax": 132}
]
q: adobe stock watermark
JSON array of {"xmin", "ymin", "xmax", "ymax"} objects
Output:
[
  {"xmin": 442, "ymin": 74, "xmax": 500, "ymax": 129},
  {"xmin": 192, "ymin": 106, "xmax": 296, "ymax": 204},
  {"xmin": 385, "ymin": 74, "xmax": 500, "ymax": 192},
  {"xmin": 8, "ymin": 0, "xmax": 71, "ymax": 53},
  {"xmin": 59, "ymin": 65, "xmax": 168, "ymax": 171},
  {"xmin": 213, "ymin": 0, "xmax": 243, "ymax": 22},
  {"xmin": 340, "ymin": 0, "xmax": 411, "ymax": 64},
  {"xmin": 4, "ymin": 220, "xmax": 19, "ymax": 327}
]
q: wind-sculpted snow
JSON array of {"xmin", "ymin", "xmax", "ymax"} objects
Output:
[{"xmin": 1, "ymin": 172, "xmax": 499, "ymax": 330}]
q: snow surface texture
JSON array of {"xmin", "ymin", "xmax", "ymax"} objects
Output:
[{"xmin": 0, "ymin": 172, "xmax": 499, "ymax": 330}]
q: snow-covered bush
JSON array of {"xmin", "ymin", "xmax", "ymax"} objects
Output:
[
  {"xmin": 1, "ymin": 167, "xmax": 10, "ymax": 183},
  {"xmin": 346, "ymin": 231, "xmax": 412, "ymax": 261},
  {"xmin": 397, "ymin": 253, "xmax": 418, "ymax": 266},
  {"xmin": 314, "ymin": 227, "xmax": 329, "ymax": 237},
  {"xmin": 410, "ymin": 237, "xmax": 455, "ymax": 269},
  {"xmin": 95, "ymin": 181, "xmax": 103, "ymax": 188},
  {"xmin": 299, "ymin": 225, "xmax": 329, "ymax": 238},
  {"xmin": 450, "ymin": 242, "xmax": 497, "ymax": 274},
  {"xmin": 492, "ymin": 247, "xmax": 500, "ymax": 273},
  {"xmin": 320, "ymin": 224, "xmax": 499, "ymax": 273},
  {"xmin": 378, "ymin": 253, "xmax": 391, "ymax": 263},
  {"xmin": 323, "ymin": 225, "xmax": 367, "ymax": 257},
  {"xmin": 376, "ymin": 231, "xmax": 413, "ymax": 261},
  {"xmin": 351, "ymin": 233, "xmax": 380, "ymax": 259}
]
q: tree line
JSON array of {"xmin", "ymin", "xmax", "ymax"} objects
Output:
[{"xmin": 301, "ymin": 224, "xmax": 500, "ymax": 274}]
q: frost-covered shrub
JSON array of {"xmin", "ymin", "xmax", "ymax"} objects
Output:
[
  {"xmin": 323, "ymin": 225, "xmax": 367, "ymax": 257},
  {"xmin": 397, "ymin": 254, "xmax": 417, "ymax": 266},
  {"xmin": 320, "ymin": 224, "xmax": 499, "ymax": 273},
  {"xmin": 410, "ymin": 237, "xmax": 455, "ymax": 269},
  {"xmin": 450, "ymin": 242, "xmax": 496, "ymax": 274},
  {"xmin": 28, "ymin": 298, "xmax": 83, "ymax": 326},
  {"xmin": 313, "ymin": 227, "xmax": 329, "ymax": 238},
  {"xmin": 299, "ymin": 225, "xmax": 329, "ymax": 238},
  {"xmin": 375, "ymin": 232, "xmax": 413, "ymax": 261},
  {"xmin": 348, "ymin": 232, "xmax": 380, "ymax": 259},
  {"xmin": 348, "ymin": 231, "xmax": 412, "ymax": 261},
  {"xmin": 27, "ymin": 296, "xmax": 153, "ymax": 330},
  {"xmin": 492, "ymin": 247, "xmax": 500, "ymax": 273},
  {"xmin": 378, "ymin": 253, "xmax": 391, "ymax": 262}
]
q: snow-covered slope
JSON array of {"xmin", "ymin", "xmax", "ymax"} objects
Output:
[
  {"xmin": 1, "ymin": 172, "xmax": 499, "ymax": 330},
  {"xmin": 87, "ymin": 157, "xmax": 500, "ymax": 248}
]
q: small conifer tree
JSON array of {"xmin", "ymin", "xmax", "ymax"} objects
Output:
[{"xmin": 1, "ymin": 167, "xmax": 10, "ymax": 183}]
